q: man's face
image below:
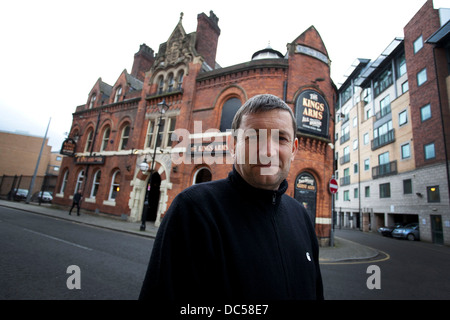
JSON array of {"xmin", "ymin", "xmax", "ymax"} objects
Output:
[{"xmin": 229, "ymin": 109, "xmax": 298, "ymax": 190}]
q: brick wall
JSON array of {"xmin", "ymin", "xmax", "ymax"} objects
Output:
[
  {"xmin": 0, "ymin": 131, "xmax": 51, "ymax": 176},
  {"xmin": 404, "ymin": 0, "xmax": 444, "ymax": 168}
]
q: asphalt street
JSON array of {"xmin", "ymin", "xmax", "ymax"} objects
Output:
[
  {"xmin": 321, "ymin": 229, "xmax": 450, "ymax": 299},
  {"xmin": 1, "ymin": 206, "xmax": 153, "ymax": 299},
  {"xmin": 2, "ymin": 203, "xmax": 450, "ymax": 301}
]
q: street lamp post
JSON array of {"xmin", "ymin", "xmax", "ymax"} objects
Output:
[{"xmin": 140, "ymin": 99, "xmax": 169, "ymax": 231}]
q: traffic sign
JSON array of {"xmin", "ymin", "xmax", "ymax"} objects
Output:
[{"xmin": 329, "ymin": 178, "xmax": 338, "ymax": 194}]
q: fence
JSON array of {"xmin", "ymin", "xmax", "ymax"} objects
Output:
[{"xmin": 0, "ymin": 175, "xmax": 57, "ymax": 201}]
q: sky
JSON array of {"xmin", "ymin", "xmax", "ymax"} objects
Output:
[{"xmin": 1, "ymin": 0, "xmax": 448, "ymax": 151}]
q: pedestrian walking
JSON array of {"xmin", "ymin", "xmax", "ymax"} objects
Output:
[{"xmin": 69, "ymin": 190, "xmax": 82, "ymax": 216}]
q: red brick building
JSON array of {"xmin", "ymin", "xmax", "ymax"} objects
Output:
[{"xmin": 54, "ymin": 11, "xmax": 337, "ymax": 245}]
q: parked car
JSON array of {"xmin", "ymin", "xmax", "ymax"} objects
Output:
[
  {"xmin": 378, "ymin": 223, "xmax": 407, "ymax": 237},
  {"xmin": 392, "ymin": 223, "xmax": 420, "ymax": 241},
  {"xmin": 32, "ymin": 191, "xmax": 53, "ymax": 203},
  {"xmin": 12, "ymin": 189, "xmax": 28, "ymax": 201}
]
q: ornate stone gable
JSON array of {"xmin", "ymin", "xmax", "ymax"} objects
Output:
[{"xmin": 153, "ymin": 13, "xmax": 198, "ymax": 71}]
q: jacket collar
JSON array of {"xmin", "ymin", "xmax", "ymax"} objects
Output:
[{"xmin": 228, "ymin": 166, "xmax": 288, "ymax": 203}]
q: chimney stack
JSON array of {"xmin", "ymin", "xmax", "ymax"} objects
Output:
[
  {"xmin": 195, "ymin": 11, "xmax": 221, "ymax": 69},
  {"xmin": 131, "ymin": 44, "xmax": 155, "ymax": 81}
]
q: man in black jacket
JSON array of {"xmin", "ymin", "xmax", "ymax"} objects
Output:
[
  {"xmin": 69, "ymin": 190, "xmax": 82, "ymax": 216},
  {"xmin": 139, "ymin": 94, "xmax": 323, "ymax": 301}
]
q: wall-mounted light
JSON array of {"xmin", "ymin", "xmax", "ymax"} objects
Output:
[{"xmin": 139, "ymin": 157, "xmax": 149, "ymax": 173}]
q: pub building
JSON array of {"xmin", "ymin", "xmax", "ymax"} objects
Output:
[{"xmin": 55, "ymin": 11, "xmax": 337, "ymax": 246}]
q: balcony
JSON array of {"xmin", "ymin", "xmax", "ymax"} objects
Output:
[
  {"xmin": 340, "ymin": 175, "xmax": 351, "ymax": 186},
  {"xmin": 372, "ymin": 160, "xmax": 397, "ymax": 179},
  {"xmin": 375, "ymin": 105, "xmax": 391, "ymax": 121},
  {"xmin": 371, "ymin": 129, "xmax": 395, "ymax": 150},
  {"xmin": 341, "ymin": 114, "xmax": 349, "ymax": 124},
  {"xmin": 340, "ymin": 153, "xmax": 350, "ymax": 165},
  {"xmin": 340, "ymin": 132, "xmax": 350, "ymax": 144}
]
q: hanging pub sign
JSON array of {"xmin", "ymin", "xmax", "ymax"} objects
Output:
[
  {"xmin": 60, "ymin": 138, "xmax": 76, "ymax": 156},
  {"xmin": 295, "ymin": 89, "xmax": 330, "ymax": 138}
]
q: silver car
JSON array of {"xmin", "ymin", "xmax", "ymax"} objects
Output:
[
  {"xmin": 32, "ymin": 191, "xmax": 53, "ymax": 203},
  {"xmin": 392, "ymin": 223, "xmax": 420, "ymax": 241}
]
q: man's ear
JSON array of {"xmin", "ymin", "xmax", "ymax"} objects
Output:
[{"xmin": 291, "ymin": 138, "xmax": 299, "ymax": 161}]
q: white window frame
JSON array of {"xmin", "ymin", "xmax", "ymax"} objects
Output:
[
  {"xmin": 60, "ymin": 170, "xmax": 69, "ymax": 194},
  {"xmin": 75, "ymin": 170, "xmax": 84, "ymax": 194},
  {"xmin": 89, "ymin": 94, "xmax": 96, "ymax": 109},
  {"xmin": 84, "ymin": 129, "xmax": 93, "ymax": 152},
  {"xmin": 90, "ymin": 170, "xmax": 101, "ymax": 198},
  {"xmin": 146, "ymin": 116, "xmax": 177, "ymax": 150},
  {"xmin": 177, "ymin": 70, "xmax": 184, "ymax": 90},
  {"xmin": 101, "ymin": 127, "xmax": 110, "ymax": 151},
  {"xmin": 114, "ymin": 86, "xmax": 122, "ymax": 103},
  {"xmin": 108, "ymin": 170, "xmax": 121, "ymax": 201},
  {"xmin": 119, "ymin": 125, "xmax": 130, "ymax": 150}
]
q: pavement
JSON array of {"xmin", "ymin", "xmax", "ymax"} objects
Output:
[{"xmin": 0, "ymin": 199, "xmax": 380, "ymax": 263}]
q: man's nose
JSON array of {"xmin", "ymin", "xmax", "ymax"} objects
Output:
[{"xmin": 258, "ymin": 131, "xmax": 278, "ymax": 161}]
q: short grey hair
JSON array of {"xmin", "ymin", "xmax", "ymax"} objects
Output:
[{"xmin": 231, "ymin": 94, "xmax": 297, "ymax": 136}]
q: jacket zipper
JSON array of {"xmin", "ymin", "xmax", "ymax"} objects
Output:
[{"xmin": 270, "ymin": 192, "xmax": 290, "ymax": 297}]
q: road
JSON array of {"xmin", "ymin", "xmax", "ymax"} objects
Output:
[
  {"xmin": 2, "ymin": 206, "xmax": 450, "ymax": 300},
  {"xmin": 0, "ymin": 206, "xmax": 153, "ymax": 300},
  {"xmin": 321, "ymin": 229, "xmax": 450, "ymax": 299}
]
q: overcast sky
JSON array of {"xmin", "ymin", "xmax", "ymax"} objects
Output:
[{"xmin": 1, "ymin": 0, "xmax": 448, "ymax": 151}]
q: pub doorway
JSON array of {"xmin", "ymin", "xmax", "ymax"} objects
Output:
[
  {"xmin": 294, "ymin": 172, "xmax": 317, "ymax": 226},
  {"xmin": 146, "ymin": 172, "xmax": 161, "ymax": 222}
]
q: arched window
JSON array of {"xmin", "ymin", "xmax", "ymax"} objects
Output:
[
  {"xmin": 177, "ymin": 70, "xmax": 184, "ymax": 90},
  {"xmin": 101, "ymin": 126, "xmax": 110, "ymax": 151},
  {"xmin": 109, "ymin": 170, "xmax": 121, "ymax": 201},
  {"xmin": 220, "ymin": 98, "xmax": 242, "ymax": 132},
  {"xmin": 60, "ymin": 169, "xmax": 69, "ymax": 194},
  {"xmin": 167, "ymin": 73, "xmax": 174, "ymax": 92},
  {"xmin": 75, "ymin": 170, "xmax": 85, "ymax": 194},
  {"xmin": 114, "ymin": 86, "xmax": 122, "ymax": 103},
  {"xmin": 119, "ymin": 125, "xmax": 130, "ymax": 150},
  {"xmin": 89, "ymin": 94, "xmax": 96, "ymax": 109},
  {"xmin": 90, "ymin": 170, "xmax": 101, "ymax": 198},
  {"xmin": 84, "ymin": 128, "xmax": 94, "ymax": 152},
  {"xmin": 157, "ymin": 76, "xmax": 164, "ymax": 94},
  {"xmin": 193, "ymin": 167, "xmax": 212, "ymax": 184}
]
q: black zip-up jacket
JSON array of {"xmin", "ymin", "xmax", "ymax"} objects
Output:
[{"xmin": 139, "ymin": 168, "xmax": 324, "ymax": 301}]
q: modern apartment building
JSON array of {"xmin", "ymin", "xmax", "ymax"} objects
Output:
[{"xmin": 334, "ymin": 0, "xmax": 450, "ymax": 245}]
